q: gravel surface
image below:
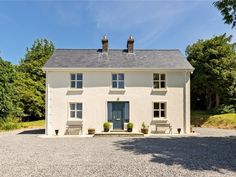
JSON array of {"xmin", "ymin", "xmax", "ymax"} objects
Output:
[{"xmin": 0, "ymin": 128, "xmax": 235, "ymax": 177}]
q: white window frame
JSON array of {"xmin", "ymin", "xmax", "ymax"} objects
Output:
[
  {"xmin": 111, "ymin": 73, "xmax": 125, "ymax": 89},
  {"xmin": 69, "ymin": 102, "xmax": 83, "ymax": 120},
  {"xmin": 70, "ymin": 73, "xmax": 83, "ymax": 89},
  {"xmin": 153, "ymin": 102, "xmax": 167, "ymax": 119},
  {"xmin": 153, "ymin": 73, "xmax": 166, "ymax": 89}
]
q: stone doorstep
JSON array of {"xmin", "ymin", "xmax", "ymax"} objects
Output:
[{"xmin": 93, "ymin": 132, "xmax": 144, "ymax": 137}]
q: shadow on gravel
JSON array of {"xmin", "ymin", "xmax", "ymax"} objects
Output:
[
  {"xmin": 18, "ymin": 129, "xmax": 45, "ymax": 135},
  {"xmin": 114, "ymin": 136, "xmax": 236, "ymax": 172}
]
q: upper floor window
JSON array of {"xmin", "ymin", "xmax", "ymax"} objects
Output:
[
  {"xmin": 153, "ymin": 73, "xmax": 166, "ymax": 89},
  {"xmin": 70, "ymin": 103, "xmax": 82, "ymax": 119},
  {"xmin": 112, "ymin": 73, "xmax": 124, "ymax": 89},
  {"xmin": 153, "ymin": 102, "xmax": 166, "ymax": 119},
  {"xmin": 71, "ymin": 73, "xmax": 83, "ymax": 89}
]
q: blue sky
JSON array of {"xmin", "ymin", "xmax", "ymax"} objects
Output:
[{"xmin": 0, "ymin": 0, "xmax": 235, "ymax": 64}]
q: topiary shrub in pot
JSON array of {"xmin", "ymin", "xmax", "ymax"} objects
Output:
[
  {"xmin": 141, "ymin": 122, "xmax": 149, "ymax": 134},
  {"xmin": 127, "ymin": 122, "xmax": 133, "ymax": 132},
  {"xmin": 103, "ymin": 122, "xmax": 110, "ymax": 132}
]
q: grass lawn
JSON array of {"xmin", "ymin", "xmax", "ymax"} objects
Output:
[
  {"xmin": 21, "ymin": 119, "xmax": 45, "ymax": 128},
  {"xmin": 191, "ymin": 111, "xmax": 236, "ymax": 129}
]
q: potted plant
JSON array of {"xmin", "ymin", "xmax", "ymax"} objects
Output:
[
  {"xmin": 141, "ymin": 122, "xmax": 149, "ymax": 134},
  {"xmin": 177, "ymin": 128, "xmax": 181, "ymax": 134},
  {"xmin": 55, "ymin": 129, "xmax": 59, "ymax": 136},
  {"xmin": 88, "ymin": 128, "xmax": 95, "ymax": 134},
  {"xmin": 127, "ymin": 122, "xmax": 133, "ymax": 132},
  {"xmin": 103, "ymin": 122, "xmax": 110, "ymax": 132}
]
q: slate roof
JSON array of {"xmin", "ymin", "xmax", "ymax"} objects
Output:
[{"xmin": 44, "ymin": 49, "xmax": 194, "ymax": 70}]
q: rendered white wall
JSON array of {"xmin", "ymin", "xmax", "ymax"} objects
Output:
[{"xmin": 46, "ymin": 70, "xmax": 190, "ymax": 135}]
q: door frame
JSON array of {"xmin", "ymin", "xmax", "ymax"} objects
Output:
[{"xmin": 107, "ymin": 101, "xmax": 129, "ymax": 130}]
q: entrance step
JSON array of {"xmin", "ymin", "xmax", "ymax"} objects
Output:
[{"xmin": 94, "ymin": 132, "xmax": 144, "ymax": 137}]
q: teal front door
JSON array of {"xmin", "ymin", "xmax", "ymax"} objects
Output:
[{"xmin": 108, "ymin": 102, "xmax": 129, "ymax": 130}]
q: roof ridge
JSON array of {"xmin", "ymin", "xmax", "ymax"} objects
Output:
[{"xmin": 55, "ymin": 48, "xmax": 180, "ymax": 51}]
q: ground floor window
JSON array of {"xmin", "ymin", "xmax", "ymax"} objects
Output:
[
  {"xmin": 153, "ymin": 102, "xmax": 166, "ymax": 119},
  {"xmin": 70, "ymin": 103, "xmax": 82, "ymax": 119}
]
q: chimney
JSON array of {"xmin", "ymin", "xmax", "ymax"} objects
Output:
[
  {"xmin": 127, "ymin": 35, "xmax": 134, "ymax": 53},
  {"xmin": 102, "ymin": 35, "xmax": 108, "ymax": 52}
]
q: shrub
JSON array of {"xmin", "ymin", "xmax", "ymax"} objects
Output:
[
  {"xmin": 214, "ymin": 104, "xmax": 235, "ymax": 114},
  {"xmin": 103, "ymin": 122, "xmax": 110, "ymax": 130},
  {"xmin": 127, "ymin": 122, "xmax": 133, "ymax": 129},
  {"xmin": 0, "ymin": 116, "xmax": 22, "ymax": 130},
  {"xmin": 142, "ymin": 122, "xmax": 148, "ymax": 129}
]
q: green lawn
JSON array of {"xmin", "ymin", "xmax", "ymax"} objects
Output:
[
  {"xmin": 191, "ymin": 111, "xmax": 236, "ymax": 129},
  {"xmin": 21, "ymin": 119, "xmax": 45, "ymax": 128},
  {"xmin": 0, "ymin": 118, "xmax": 45, "ymax": 131}
]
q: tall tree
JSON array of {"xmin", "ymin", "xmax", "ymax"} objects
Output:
[
  {"xmin": 16, "ymin": 39, "xmax": 54, "ymax": 119},
  {"xmin": 0, "ymin": 58, "xmax": 22, "ymax": 118},
  {"xmin": 214, "ymin": 0, "xmax": 236, "ymax": 28},
  {"xmin": 186, "ymin": 34, "xmax": 236, "ymax": 110}
]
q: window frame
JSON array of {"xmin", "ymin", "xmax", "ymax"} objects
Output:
[
  {"xmin": 153, "ymin": 73, "xmax": 166, "ymax": 89},
  {"xmin": 153, "ymin": 102, "xmax": 167, "ymax": 119},
  {"xmin": 70, "ymin": 73, "xmax": 83, "ymax": 89},
  {"xmin": 69, "ymin": 102, "xmax": 83, "ymax": 120},
  {"xmin": 111, "ymin": 73, "xmax": 125, "ymax": 89}
]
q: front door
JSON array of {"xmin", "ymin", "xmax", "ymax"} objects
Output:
[{"xmin": 108, "ymin": 102, "xmax": 129, "ymax": 130}]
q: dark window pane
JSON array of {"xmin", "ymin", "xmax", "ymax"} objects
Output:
[
  {"xmin": 76, "ymin": 103, "xmax": 82, "ymax": 110},
  {"xmin": 77, "ymin": 74, "xmax": 83, "ymax": 80},
  {"xmin": 161, "ymin": 74, "xmax": 165, "ymax": 80},
  {"xmin": 112, "ymin": 74, "xmax": 117, "ymax": 81},
  {"xmin": 118, "ymin": 81, "xmax": 124, "ymax": 88},
  {"xmin": 71, "ymin": 74, "xmax": 75, "ymax": 80},
  {"xmin": 70, "ymin": 111, "xmax": 75, "ymax": 118},
  {"xmin": 112, "ymin": 81, "xmax": 117, "ymax": 88},
  {"xmin": 118, "ymin": 73, "xmax": 124, "ymax": 80},
  {"xmin": 161, "ymin": 111, "xmax": 165, "ymax": 117},
  {"xmin": 71, "ymin": 81, "xmax": 75, "ymax": 88},
  {"xmin": 77, "ymin": 81, "xmax": 83, "ymax": 88},
  {"xmin": 153, "ymin": 82, "xmax": 159, "ymax": 88},
  {"xmin": 161, "ymin": 81, "xmax": 165, "ymax": 88},
  {"xmin": 76, "ymin": 111, "xmax": 82, "ymax": 119},
  {"xmin": 153, "ymin": 74, "xmax": 159, "ymax": 80},
  {"xmin": 154, "ymin": 103, "xmax": 159, "ymax": 109},
  {"xmin": 154, "ymin": 111, "xmax": 159, "ymax": 118},
  {"xmin": 70, "ymin": 104, "xmax": 75, "ymax": 110},
  {"xmin": 161, "ymin": 103, "xmax": 165, "ymax": 109}
]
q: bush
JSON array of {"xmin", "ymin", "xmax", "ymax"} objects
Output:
[
  {"xmin": 103, "ymin": 122, "xmax": 110, "ymax": 130},
  {"xmin": 0, "ymin": 116, "xmax": 22, "ymax": 130},
  {"xmin": 127, "ymin": 122, "xmax": 133, "ymax": 129},
  {"xmin": 214, "ymin": 104, "xmax": 235, "ymax": 114}
]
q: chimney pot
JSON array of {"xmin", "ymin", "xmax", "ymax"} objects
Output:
[
  {"xmin": 127, "ymin": 35, "xmax": 134, "ymax": 53},
  {"xmin": 102, "ymin": 35, "xmax": 108, "ymax": 52}
]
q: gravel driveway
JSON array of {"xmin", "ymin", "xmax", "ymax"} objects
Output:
[{"xmin": 0, "ymin": 128, "xmax": 235, "ymax": 177}]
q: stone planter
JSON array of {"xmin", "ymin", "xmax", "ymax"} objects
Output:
[
  {"xmin": 127, "ymin": 128, "xmax": 133, "ymax": 132},
  {"xmin": 88, "ymin": 128, "xmax": 95, "ymax": 134},
  {"xmin": 141, "ymin": 128, "xmax": 148, "ymax": 134}
]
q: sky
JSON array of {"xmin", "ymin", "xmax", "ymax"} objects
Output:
[{"xmin": 0, "ymin": 0, "xmax": 235, "ymax": 64}]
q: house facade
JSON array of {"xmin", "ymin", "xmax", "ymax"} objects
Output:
[{"xmin": 43, "ymin": 36, "xmax": 194, "ymax": 136}]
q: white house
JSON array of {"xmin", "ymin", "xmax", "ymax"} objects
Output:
[{"xmin": 43, "ymin": 36, "xmax": 194, "ymax": 136}]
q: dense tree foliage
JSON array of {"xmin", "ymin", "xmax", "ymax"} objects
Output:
[
  {"xmin": 186, "ymin": 34, "xmax": 236, "ymax": 110},
  {"xmin": 16, "ymin": 39, "xmax": 54, "ymax": 119},
  {"xmin": 214, "ymin": 0, "xmax": 236, "ymax": 28},
  {"xmin": 0, "ymin": 58, "xmax": 22, "ymax": 118}
]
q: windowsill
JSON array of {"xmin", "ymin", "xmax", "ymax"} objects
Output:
[
  {"xmin": 67, "ymin": 119, "xmax": 83, "ymax": 124},
  {"xmin": 152, "ymin": 88, "xmax": 167, "ymax": 92},
  {"xmin": 68, "ymin": 88, "xmax": 84, "ymax": 92},
  {"xmin": 152, "ymin": 118, "xmax": 168, "ymax": 122},
  {"xmin": 109, "ymin": 88, "xmax": 126, "ymax": 93}
]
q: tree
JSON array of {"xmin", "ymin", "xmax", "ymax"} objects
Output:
[
  {"xmin": 16, "ymin": 39, "xmax": 54, "ymax": 119},
  {"xmin": 0, "ymin": 58, "xmax": 22, "ymax": 118},
  {"xmin": 214, "ymin": 0, "xmax": 236, "ymax": 28},
  {"xmin": 186, "ymin": 34, "xmax": 236, "ymax": 110}
]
